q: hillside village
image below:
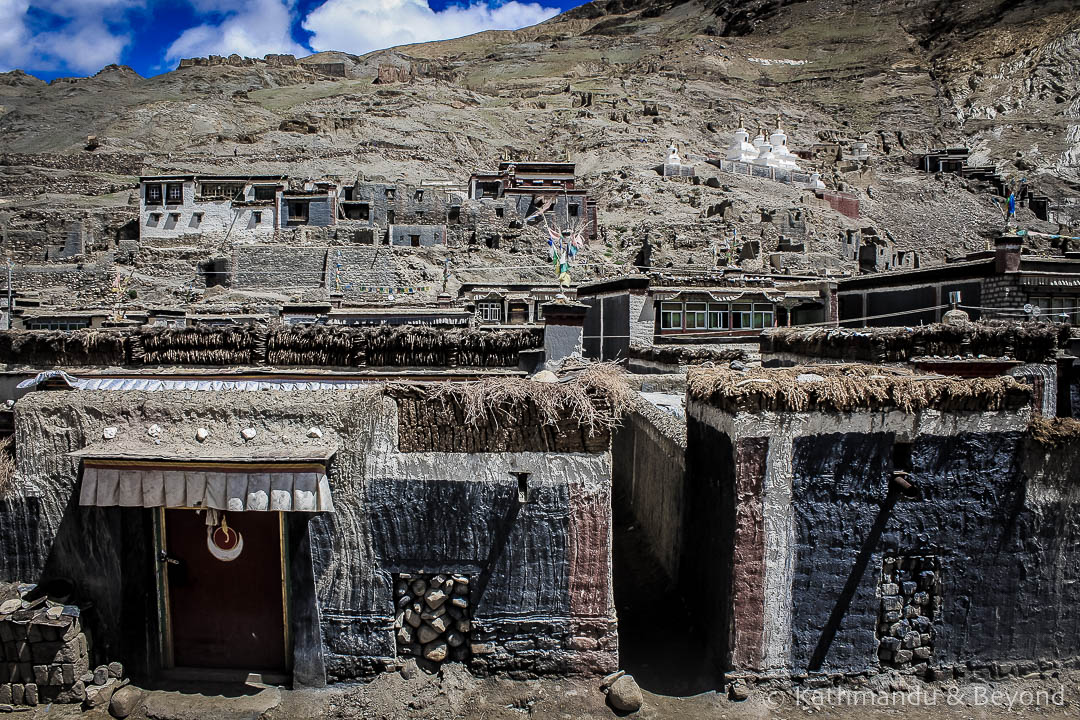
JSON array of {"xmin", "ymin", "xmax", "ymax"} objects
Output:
[{"xmin": 1, "ymin": 0, "xmax": 1080, "ymax": 718}]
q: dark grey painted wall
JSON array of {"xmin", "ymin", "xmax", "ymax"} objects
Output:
[{"xmin": 789, "ymin": 430, "xmax": 1080, "ymax": 674}]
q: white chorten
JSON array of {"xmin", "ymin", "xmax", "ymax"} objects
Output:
[
  {"xmin": 667, "ymin": 141, "xmax": 682, "ymax": 165},
  {"xmin": 769, "ymin": 115, "xmax": 801, "ymax": 171},
  {"xmin": 753, "ymin": 138, "xmax": 776, "ymax": 167},
  {"xmin": 725, "ymin": 117, "xmax": 759, "ymax": 163},
  {"xmin": 752, "ymin": 123, "xmax": 767, "ymax": 152},
  {"xmin": 804, "ymin": 172, "xmax": 826, "ymax": 190}
]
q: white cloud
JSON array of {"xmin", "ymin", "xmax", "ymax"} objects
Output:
[
  {"xmin": 166, "ymin": 0, "xmax": 307, "ymax": 63},
  {"xmin": 303, "ymin": 0, "xmax": 560, "ymax": 56},
  {"xmin": 35, "ymin": 22, "xmax": 131, "ymax": 73},
  {"xmin": 0, "ymin": 0, "xmax": 131, "ymax": 75},
  {"xmin": 0, "ymin": 0, "xmax": 32, "ymax": 71}
]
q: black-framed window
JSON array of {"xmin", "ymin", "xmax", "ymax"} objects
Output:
[
  {"xmin": 166, "ymin": 183, "xmax": 184, "ymax": 204},
  {"xmin": 145, "ymin": 183, "xmax": 163, "ymax": 205}
]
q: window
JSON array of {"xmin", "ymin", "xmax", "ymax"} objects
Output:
[
  {"xmin": 145, "ymin": 183, "xmax": 163, "ymax": 205},
  {"xmin": 752, "ymin": 303, "xmax": 775, "ymax": 329},
  {"xmin": 415, "ymin": 189, "xmax": 424, "ymax": 201},
  {"xmin": 26, "ymin": 319, "xmax": 90, "ymax": 331},
  {"xmin": 288, "ymin": 201, "xmax": 309, "ymax": 224},
  {"xmin": 1047, "ymin": 296, "xmax": 1078, "ymax": 324},
  {"xmin": 254, "ymin": 185, "xmax": 276, "ymax": 202},
  {"xmin": 200, "ymin": 182, "xmax": 244, "ymax": 199},
  {"xmin": 166, "ymin": 182, "xmax": 184, "ymax": 204},
  {"xmin": 495, "ymin": 207, "xmax": 504, "ymax": 218},
  {"xmin": 660, "ymin": 302, "xmax": 683, "ymax": 330},
  {"xmin": 387, "ymin": 210, "xmax": 395, "ymax": 225},
  {"xmin": 410, "ymin": 234, "xmax": 421, "ymax": 247},
  {"xmin": 344, "ymin": 203, "xmax": 369, "ymax": 221},
  {"xmin": 685, "ymin": 302, "xmax": 707, "ymax": 330},
  {"xmin": 569, "ymin": 203, "xmax": 579, "ymax": 217},
  {"xmin": 252, "ymin": 211, "xmax": 262, "ymax": 224},
  {"xmin": 708, "ymin": 303, "xmax": 727, "ymax": 329},
  {"xmin": 385, "ymin": 188, "xmax": 395, "ymax": 200},
  {"xmin": 448, "ymin": 206, "xmax": 461, "ymax": 222},
  {"xmin": 342, "ymin": 187, "xmax": 355, "ymax": 201},
  {"xmin": 477, "ymin": 301, "xmax": 502, "ymax": 323},
  {"xmin": 731, "ymin": 303, "xmax": 753, "ymax": 329}
]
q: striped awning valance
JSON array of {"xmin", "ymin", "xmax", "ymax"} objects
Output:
[{"xmin": 79, "ymin": 459, "xmax": 334, "ymax": 512}]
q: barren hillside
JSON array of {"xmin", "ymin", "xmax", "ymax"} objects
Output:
[{"xmin": 0, "ymin": 0, "xmax": 1078, "ymax": 306}]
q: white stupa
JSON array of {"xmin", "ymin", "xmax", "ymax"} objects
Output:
[
  {"xmin": 752, "ymin": 137, "xmax": 776, "ymax": 167},
  {"xmin": 804, "ymin": 172, "xmax": 826, "ymax": 190},
  {"xmin": 725, "ymin": 117, "xmax": 759, "ymax": 163},
  {"xmin": 667, "ymin": 141, "xmax": 682, "ymax": 165},
  {"xmin": 769, "ymin": 115, "xmax": 801, "ymax": 171},
  {"xmin": 752, "ymin": 123, "xmax": 767, "ymax": 153}
]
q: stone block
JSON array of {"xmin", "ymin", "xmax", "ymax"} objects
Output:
[
  {"xmin": 108, "ymin": 662, "xmax": 123, "ymax": 679},
  {"xmin": 32, "ymin": 665, "xmax": 47, "ymax": 686},
  {"xmin": 48, "ymin": 665, "xmax": 63, "ymax": 686},
  {"xmin": 894, "ymin": 649, "xmax": 913, "ymax": 664},
  {"xmin": 880, "ymin": 583, "xmax": 899, "ymax": 596},
  {"xmin": 913, "ymin": 647, "xmax": 932, "ymax": 660},
  {"xmin": 881, "ymin": 596, "xmax": 902, "ymax": 613},
  {"xmin": 883, "ymin": 611, "xmax": 901, "ymax": 623},
  {"xmin": 879, "ymin": 637, "xmax": 901, "ymax": 652},
  {"xmin": 11, "ymin": 683, "xmax": 22, "ymax": 705},
  {"xmin": 568, "ymin": 635, "xmax": 598, "ymax": 651},
  {"xmin": 901, "ymin": 581, "xmax": 917, "ymax": 595},
  {"xmin": 62, "ymin": 664, "xmax": 74, "ymax": 685},
  {"xmin": 0, "ymin": 683, "xmax": 10, "ymax": 704},
  {"xmin": 912, "ymin": 592, "xmax": 929, "ymax": 606},
  {"xmin": 470, "ymin": 643, "xmax": 495, "ymax": 656},
  {"xmin": 22, "ymin": 683, "xmax": 36, "ymax": 706}
]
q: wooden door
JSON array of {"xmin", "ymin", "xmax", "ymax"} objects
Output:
[{"xmin": 164, "ymin": 509, "xmax": 286, "ymax": 672}]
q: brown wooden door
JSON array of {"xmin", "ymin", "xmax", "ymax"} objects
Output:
[{"xmin": 164, "ymin": 509, "xmax": 286, "ymax": 672}]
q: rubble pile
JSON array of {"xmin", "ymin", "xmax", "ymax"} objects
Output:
[
  {"xmin": 0, "ymin": 584, "xmax": 132, "ymax": 709},
  {"xmin": 394, "ymin": 573, "xmax": 471, "ymax": 666}
]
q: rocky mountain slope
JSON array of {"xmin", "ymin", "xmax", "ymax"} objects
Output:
[{"xmin": 0, "ymin": 0, "xmax": 1078, "ymax": 307}]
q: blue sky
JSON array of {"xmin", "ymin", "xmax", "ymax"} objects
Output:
[{"xmin": 0, "ymin": 0, "xmax": 586, "ymax": 81}]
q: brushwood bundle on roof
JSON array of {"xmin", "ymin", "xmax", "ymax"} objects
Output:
[
  {"xmin": 387, "ymin": 363, "xmax": 635, "ymax": 452},
  {"xmin": 0, "ymin": 330, "xmax": 129, "ymax": 367},
  {"xmin": 763, "ymin": 321, "xmax": 1066, "ymax": 364},
  {"xmin": 0, "ymin": 325, "xmax": 543, "ymax": 369},
  {"xmin": 1028, "ymin": 416, "xmax": 1080, "ymax": 449},
  {"xmin": 131, "ymin": 325, "xmax": 266, "ymax": 366},
  {"xmin": 687, "ymin": 365, "xmax": 1032, "ymax": 414},
  {"xmin": 628, "ymin": 344, "xmax": 747, "ymax": 365}
]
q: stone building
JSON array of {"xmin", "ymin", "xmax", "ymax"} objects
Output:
[
  {"xmin": 0, "ymin": 328, "xmax": 618, "ymax": 688},
  {"xmin": 139, "ymin": 175, "xmax": 288, "ymax": 243},
  {"xmin": 468, "ymin": 161, "xmax": 598, "ymax": 241},
  {"xmin": 577, "ymin": 273, "xmax": 832, "ymax": 362},
  {"xmin": 836, "ymin": 235, "xmax": 1080, "ymax": 326},
  {"xmin": 682, "ymin": 365, "xmax": 1080, "ymax": 679}
]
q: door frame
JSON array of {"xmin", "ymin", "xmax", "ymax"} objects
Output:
[{"xmin": 153, "ymin": 507, "xmax": 292, "ymax": 679}]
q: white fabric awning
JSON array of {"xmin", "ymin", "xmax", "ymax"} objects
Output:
[{"xmin": 79, "ymin": 460, "xmax": 334, "ymax": 512}]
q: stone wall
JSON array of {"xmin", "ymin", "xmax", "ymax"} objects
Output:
[
  {"xmin": 2, "ymin": 385, "xmax": 615, "ymax": 686},
  {"xmin": 232, "ymin": 245, "xmax": 327, "ymax": 290}
]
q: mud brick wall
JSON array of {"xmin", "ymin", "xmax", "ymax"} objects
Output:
[
  {"xmin": 394, "ymin": 395, "xmax": 610, "ymax": 453},
  {"xmin": 611, "ymin": 400, "xmax": 686, "ymax": 582}
]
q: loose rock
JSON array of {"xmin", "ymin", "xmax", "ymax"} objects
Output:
[
  {"xmin": 607, "ymin": 675, "xmax": 643, "ymax": 713},
  {"xmin": 109, "ymin": 685, "xmax": 143, "ymax": 718}
]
